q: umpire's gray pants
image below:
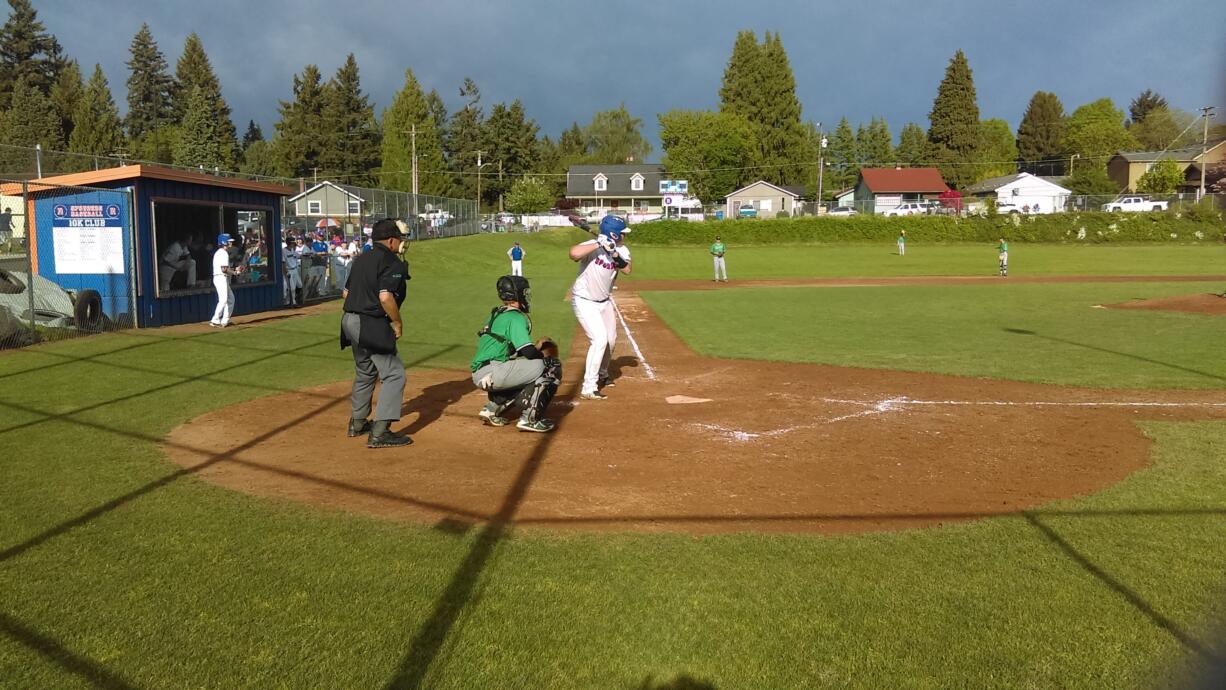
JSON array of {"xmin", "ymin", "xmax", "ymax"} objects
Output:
[
  {"xmin": 472, "ymin": 358, "xmax": 545, "ymax": 396},
  {"xmin": 342, "ymin": 312, "xmax": 405, "ymax": 422}
]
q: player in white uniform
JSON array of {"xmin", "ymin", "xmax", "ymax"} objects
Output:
[
  {"xmin": 569, "ymin": 215, "xmax": 631, "ymax": 400},
  {"xmin": 210, "ymin": 233, "xmax": 236, "ymax": 327},
  {"xmin": 283, "ymin": 237, "xmax": 303, "ymax": 305}
]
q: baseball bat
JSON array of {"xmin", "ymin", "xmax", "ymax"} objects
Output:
[{"xmin": 566, "ymin": 215, "xmax": 597, "ymax": 236}]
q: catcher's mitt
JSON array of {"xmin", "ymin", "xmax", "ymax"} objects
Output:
[{"xmin": 537, "ymin": 337, "xmax": 559, "ymax": 359}]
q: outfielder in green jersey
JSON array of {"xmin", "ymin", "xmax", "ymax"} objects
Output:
[
  {"xmin": 998, "ymin": 238, "xmax": 1008, "ymax": 277},
  {"xmin": 897, "ymin": 229, "xmax": 906, "ymax": 256},
  {"xmin": 710, "ymin": 235, "xmax": 728, "ymax": 282}
]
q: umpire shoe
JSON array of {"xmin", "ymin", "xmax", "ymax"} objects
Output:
[
  {"xmin": 478, "ymin": 407, "xmax": 510, "ymax": 427},
  {"xmin": 597, "ymin": 376, "xmax": 615, "ymax": 388},
  {"xmin": 580, "ymin": 390, "xmax": 608, "ymax": 401},
  {"xmin": 347, "ymin": 418, "xmax": 372, "ymax": 438},
  {"xmin": 516, "ymin": 417, "xmax": 556, "ymax": 433},
  {"xmin": 367, "ymin": 420, "xmax": 413, "ymax": 448}
]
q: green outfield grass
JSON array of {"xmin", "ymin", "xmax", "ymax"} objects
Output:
[{"xmin": 2, "ymin": 235, "xmax": 1225, "ymax": 688}]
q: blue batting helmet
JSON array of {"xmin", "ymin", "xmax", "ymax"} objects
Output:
[
  {"xmin": 217, "ymin": 233, "xmax": 233, "ymax": 246},
  {"xmin": 599, "ymin": 215, "xmax": 629, "ymax": 241}
]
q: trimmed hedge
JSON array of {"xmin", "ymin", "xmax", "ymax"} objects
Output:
[{"xmin": 629, "ymin": 211, "xmax": 1226, "ymax": 245}]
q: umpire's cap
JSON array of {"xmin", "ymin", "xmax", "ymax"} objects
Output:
[{"xmin": 370, "ymin": 218, "xmax": 407, "ymax": 241}]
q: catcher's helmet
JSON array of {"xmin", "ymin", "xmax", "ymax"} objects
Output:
[
  {"xmin": 216, "ymin": 233, "xmax": 232, "ymax": 246},
  {"xmin": 599, "ymin": 215, "xmax": 630, "ymax": 241},
  {"xmin": 496, "ymin": 274, "xmax": 531, "ymax": 313}
]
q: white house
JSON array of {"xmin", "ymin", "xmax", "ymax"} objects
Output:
[
  {"xmin": 964, "ymin": 172, "xmax": 1071, "ymax": 214},
  {"xmin": 286, "ymin": 181, "xmax": 366, "ymax": 220},
  {"xmin": 724, "ymin": 180, "xmax": 806, "ymax": 218}
]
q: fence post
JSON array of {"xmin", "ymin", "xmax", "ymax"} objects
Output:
[
  {"xmin": 126, "ymin": 188, "xmax": 138, "ymax": 329},
  {"xmin": 23, "ymin": 181, "xmax": 35, "ymax": 329}
]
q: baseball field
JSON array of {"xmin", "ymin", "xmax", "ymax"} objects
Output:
[{"xmin": 3, "ymin": 229, "xmax": 1226, "ymax": 688}]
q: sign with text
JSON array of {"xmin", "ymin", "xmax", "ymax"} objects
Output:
[
  {"xmin": 51, "ymin": 203, "xmax": 125, "ymax": 274},
  {"xmin": 658, "ymin": 179, "xmax": 688, "ymax": 194}
]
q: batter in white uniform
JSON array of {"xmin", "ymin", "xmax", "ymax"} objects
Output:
[
  {"xmin": 210, "ymin": 233, "xmax": 236, "ymax": 327},
  {"xmin": 569, "ymin": 215, "xmax": 631, "ymax": 400}
]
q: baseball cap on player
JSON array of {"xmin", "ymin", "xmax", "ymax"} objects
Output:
[
  {"xmin": 599, "ymin": 215, "xmax": 630, "ymax": 241},
  {"xmin": 216, "ymin": 233, "xmax": 232, "ymax": 246}
]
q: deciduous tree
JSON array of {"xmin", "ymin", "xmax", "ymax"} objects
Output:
[
  {"xmin": 583, "ymin": 104, "xmax": 651, "ymax": 165},
  {"xmin": 659, "ymin": 109, "xmax": 757, "ymax": 203},
  {"xmin": 1135, "ymin": 158, "xmax": 1184, "ymax": 194},
  {"xmin": 505, "ymin": 176, "xmax": 552, "ymax": 213},
  {"xmin": 1062, "ymin": 98, "xmax": 1137, "ymax": 164},
  {"xmin": 975, "ymin": 118, "xmax": 1018, "ymax": 181}
]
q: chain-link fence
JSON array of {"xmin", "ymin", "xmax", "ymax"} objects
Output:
[
  {"xmin": 280, "ymin": 180, "xmax": 479, "ymax": 303},
  {"xmin": 0, "ymin": 178, "xmax": 136, "ymax": 350},
  {"xmin": 818, "ymin": 193, "xmax": 1226, "ymax": 217}
]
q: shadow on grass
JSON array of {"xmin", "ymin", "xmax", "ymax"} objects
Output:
[
  {"xmin": 1003, "ymin": 327, "xmax": 1226, "ymax": 384},
  {"xmin": 0, "ymin": 612, "xmax": 138, "ymax": 690},
  {"xmin": 634, "ymin": 674, "xmax": 717, "ymax": 690}
]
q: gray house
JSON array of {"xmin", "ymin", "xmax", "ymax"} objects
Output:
[
  {"xmin": 724, "ymin": 180, "xmax": 806, "ymax": 218},
  {"xmin": 287, "ymin": 181, "xmax": 366, "ymax": 221},
  {"xmin": 566, "ymin": 164, "xmax": 666, "ymax": 217}
]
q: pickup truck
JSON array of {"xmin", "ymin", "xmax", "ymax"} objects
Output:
[{"xmin": 1101, "ymin": 196, "xmax": 1168, "ymax": 212}]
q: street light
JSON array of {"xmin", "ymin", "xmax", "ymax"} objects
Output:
[{"xmin": 818, "ymin": 134, "xmax": 828, "ymax": 214}]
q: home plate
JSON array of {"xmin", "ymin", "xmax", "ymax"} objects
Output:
[{"xmin": 666, "ymin": 395, "xmax": 712, "ymax": 405}]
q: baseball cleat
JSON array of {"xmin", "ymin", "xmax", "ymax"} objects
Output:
[
  {"xmin": 516, "ymin": 417, "xmax": 556, "ymax": 433},
  {"xmin": 580, "ymin": 391, "xmax": 608, "ymax": 401},
  {"xmin": 597, "ymin": 376, "xmax": 615, "ymax": 388},
  {"xmin": 347, "ymin": 418, "xmax": 372, "ymax": 437},
  {"xmin": 478, "ymin": 407, "xmax": 510, "ymax": 426}
]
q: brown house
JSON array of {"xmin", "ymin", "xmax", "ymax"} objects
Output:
[{"xmin": 1107, "ymin": 139, "xmax": 1226, "ymax": 192}]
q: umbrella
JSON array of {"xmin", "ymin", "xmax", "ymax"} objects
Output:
[{"xmin": 316, "ymin": 217, "xmax": 341, "ymax": 229}]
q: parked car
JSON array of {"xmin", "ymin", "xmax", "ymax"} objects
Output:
[
  {"xmin": 1101, "ymin": 196, "xmax": 1168, "ymax": 212},
  {"xmin": 737, "ymin": 203, "xmax": 758, "ymax": 218},
  {"xmin": 995, "ymin": 202, "xmax": 1021, "ymax": 214},
  {"xmin": 884, "ymin": 202, "xmax": 928, "ymax": 217},
  {"xmin": 826, "ymin": 206, "xmax": 858, "ymax": 217}
]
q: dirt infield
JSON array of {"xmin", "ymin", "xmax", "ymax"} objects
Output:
[
  {"xmin": 1105, "ymin": 291, "xmax": 1226, "ymax": 316},
  {"xmin": 165, "ymin": 278, "xmax": 1226, "ymax": 535}
]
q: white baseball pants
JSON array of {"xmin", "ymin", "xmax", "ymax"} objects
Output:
[
  {"xmin": 211, "ymin": 275, "xmax": 234, "ymax": 325},
  {"xmin": 572, "ymin": 296, "xmax": 616, "ymax": 395},
  {"xmin": 511, "ymin": 260, "xmax": 523, "ymax": 276},
  {"xmin": 713, "ymin": 256, "xmax": 727, "ymax": 281}
]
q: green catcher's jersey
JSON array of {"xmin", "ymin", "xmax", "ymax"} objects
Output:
[{"xmin": 470, "ymin": 307, "xmax": 532, "ymax": 371}]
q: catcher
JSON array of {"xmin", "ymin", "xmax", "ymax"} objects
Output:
[{"xmin": 470, "ymin": 275, "xmax": 562, "ymax": 432}]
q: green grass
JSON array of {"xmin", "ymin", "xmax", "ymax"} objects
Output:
[
  {"xmin": 626, "ymin": 243, "xmax": 1226, "ymax": 281},
  {"xmin": 641, "ymin": 281, "xmax": 1226, "ymax": 389},
  {"xmin": 3, "ymin": 236, "xmax": 1226, "ymax": 688}
]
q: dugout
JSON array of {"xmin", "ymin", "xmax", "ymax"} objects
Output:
[{"xmin": 18, "ymin": 166, "xmax": 294, "ymax": 327}]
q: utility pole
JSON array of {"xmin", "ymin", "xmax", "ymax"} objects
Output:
[
  {"xmin": 476, "ymin": 150, "xmax": 486, "ymax": 216},
  {"xmin": 409, "ymin": 124, "xmax": 419, "ymax": 221},
  {"xmin": 816, "ymin": 122, "xmax": 827, "ymax": 215},
  {"xmin": 1199, "ymin": 106, "xmax": 1216, "ymax": 200},
  {"xmin": 34, "ymin": 144, "xmax": 42, "ymax": 178},
  {"xmin": 311, "ymin": 167, "xmax": 320, "ymax": 184},
  {"xmin": 498, "ymin": 160, "xmax": 504, "ymax": 214}
]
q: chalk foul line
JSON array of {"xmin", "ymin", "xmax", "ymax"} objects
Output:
[
  {"xmin": 613, "ymin": 300, "xmax": 657, "ymax": 381},
  {"xmin": 690, "ymin": 396, "xmax": 1226, "ymax": 442}
]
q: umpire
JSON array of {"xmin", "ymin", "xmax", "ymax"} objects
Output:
[{"xmin": 340, "ymin": 218, "xmax": 412, "ymax": 448}]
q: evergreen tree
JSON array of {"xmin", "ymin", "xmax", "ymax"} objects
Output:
[
  {"xmin": 444, "ymin": 77, "xmax": 485, "ymax": 198},
  {"xmin": 559, "ymin": 122, "xmax": 585, "ymax": 159},
  {"xmin": 826, "ymin": 117, "xmax": 859, "ymax": 191},
  {"xmin": 318, "ymin": 54, "xmax": 380, "ymax": 183},
  {"xmin": 238, "ymin": 138, "xmax": 279, "ymax": 178},
  {"xmin": 659, "ymin": 109, "xmax": 757, "ymax": 203},
  {"xmin": 124, "ymin": 24, "xmax": 175, "ymax": 140},
  {"xmin": 482, "ymin": 99, "xmax": 540, "ymax": 207},
  {"xmin": 0, "ymin": 0, "xmax": 65, "ymax": 109},
  {"xmin": 1016, "ymin": 91, "xmax": 1065, "ymax": 174},
  {"xmin": 274, "ymin": 64, "xmax": 327, "ymax": 178},
  {"xmin": 425, "ymin": 88, "xmax": 447, "ymax": 133},
  {"xmin": 927, "ymin": 49, "xmax": 980, "ymax": 188},
  {"xmin": 0, "ymin": 76, "xmax": 64, "ymax": 172},
  {"xmin": 241, "ymin": 120, "xmax": 263, "ymax": 151},
  {"xmin": 173, "ymin": 85, "xmax": 224, "ymax": 170},
  {"xmin": 754, "ymin": 31, "xmax": 808, "ymax": 185},
  {"xmin": 718, "ymin": 30, "xmax": 763, "ymax": 124},
  {"xmin": 857, "ymin": 116, "xmax": 893, "ymax": 168},
  {"xmin": 49, "ymin": 59, "xmax": 82, "ymax": 144},
  {"xmin": 895, "ymin": 122, "xmax": 930, "ymax": 167},
  {"xmin": 172, "ymin": 33, "xmax": 237, "ymax": 167},
  {"xmin": 68, "ymin": 64, "xmax": 124, "ymax": 158},
  {"xmin": 1128, "ymin": 89, "xmax": 1167, "ymax": 126},
  {"xmin": 380, "ymin": 67, "xmax": 448, "ymax": 195},
  {"xmin": 583, "ymin": 104, "xmax": 652, "ymax": 164}
]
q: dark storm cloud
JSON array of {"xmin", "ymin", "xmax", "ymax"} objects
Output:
[{"xmin": 37, "ymin": 0, "xmax": 1226, "ymax": 152}]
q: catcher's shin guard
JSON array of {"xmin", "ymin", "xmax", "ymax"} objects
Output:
[{"xmin": 514, "ymin": 359, "xmax": 561, "ymax": 423}]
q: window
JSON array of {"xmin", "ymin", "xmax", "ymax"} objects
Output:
[
  {"xmin": 594, "ymin": 174, "xmax": 607, "ymax": 192},
  {"xmin": 633, "ymin": 199, "xmax": 649, "ymax": 210},
  {"xmin": 630, "ymin": 174, "xmax": 644, "ymax": 191},
  {"xmin": 307, "ymin": 200, "xmax": 322, "ymax": 214},
  {"xmin": 760, "ymin": 199, "xmax": 773, "ymax": 211},
  {"xmin": 152, "ymin": 200, "xmax": 274, "ymax": 298},
  {"xmin": 347, "ymin": 200, "xmax": 360, "ymax": 215}
]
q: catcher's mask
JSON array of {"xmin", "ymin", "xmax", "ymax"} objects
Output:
[{"xmin": 496, "ymin": 274, "xmax": 531, "ymax": 313}]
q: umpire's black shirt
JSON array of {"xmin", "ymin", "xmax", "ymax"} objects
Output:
[{"xmin": 342, "ymin": 243, "xmax": 409, "ymax": 317}]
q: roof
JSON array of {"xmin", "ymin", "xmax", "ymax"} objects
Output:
[
  {"xmin": 3, "ymin": 165, "xmax": 295, "ymax": 196},
  {"xmin": 566, "ymin": 164, "xmax": 666, "ymax": 197},
  {"xmin": 858, "ymin": 167, "xmax": 948, "ymax": 194},
  {"xmin": 287, "ymin": 180, "xmax": 365, "ymax": 203},
  {"xmin": 1114, "ymin": 139, "xmax": 1226, "ymax": 163},
  {"xmin": 724, "ymin": 180, "xmax": 805, "ymax": 200},
  {"xmin": 964, "ymin": 173, "xmax": 1028, "ymax": 194}
]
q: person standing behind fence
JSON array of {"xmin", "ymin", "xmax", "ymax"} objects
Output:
[
  {"xmin": 0, "ymin": 207, "xmax": 12, "ymax": 246},
  {"xmin": 340, "ymin": 219, "xmax": 412, "ymax": 448},
  {"xmin": 710, "ymin": 235, "xmax": 727, "ymax": 282},
  {"xmin": 283, "ymin": 235, "xmax": 303, "ymax": 306},
  {"xmin": 333, "ymin": 234, "xmax": 357, "ymax": 290},
  {"xmin": 210, "ymin": 234, "xmax": 236, "ymax": 328},
  {"xmin": 508, "ymin": 241, "xmax": 525, "ymax": 276}
]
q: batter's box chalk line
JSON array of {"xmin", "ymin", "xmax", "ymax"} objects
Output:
[
  {"xmin": 613, "ymin": 300, "xmax": 657, "ymax": 381},
  {"xmin": 689, "ymin": 396, "xmax": 1226, "ymax": 443}
]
